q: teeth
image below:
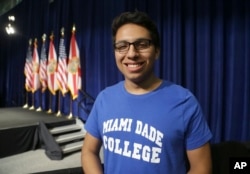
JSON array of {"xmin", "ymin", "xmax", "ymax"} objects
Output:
[{"xmin": 127, "ymin": 63, "xmax": 141, "ymax": 68}]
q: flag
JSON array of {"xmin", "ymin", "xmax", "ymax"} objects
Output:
[
  {"xmin": 57, "ymin": 35, "xmax": 68, "ymax": 95},
  {"xmin": 39, "ymin": 36, "xmax": 47, "ymax": 92},
  {"xmin": 47, "ymin": 34, "xmax": 58, "ymax": 95},
  {"xmin": 31, "ymin": 39, "xmax": 40, "ymax": 93},
  {"xmin": 67, "ymin": 28, "xmax": 81, "ymax": 100},
  {"xmin": 24, "ymin": 40, "xmax": 33, "ymax": 92}
]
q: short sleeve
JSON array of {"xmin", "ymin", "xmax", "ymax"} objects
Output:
[
  {"xmin": 183, "ymin": 91, "xmax": 212, "ymax": 150},
  {"xmin": 84, "ymin": 94, "xmax": 102, "ymax": 140}
]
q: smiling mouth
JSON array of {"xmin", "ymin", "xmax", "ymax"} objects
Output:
[{"xmin": 126, "ymin": 63, "xmax": 144, "ymax": 68}]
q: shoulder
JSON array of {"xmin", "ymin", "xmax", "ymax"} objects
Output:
[
  {"xmin": 160, "ymin": 80, "xmax": 194, "ymax": 100},
  {"xmin": 158, "ymin": 81, "xmax": 201, "ymax": 115},
  {"xmin": 100, "ymin": 81, "xmax": 123, "ymax": 94},
  {"xmin": 95, "ymin": 81, "xmax": 124, "ymax": 101}
]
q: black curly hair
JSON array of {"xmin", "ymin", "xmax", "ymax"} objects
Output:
[{"xmin": 112, "ymin": 11, "xmax": 160, "ymax": 49}]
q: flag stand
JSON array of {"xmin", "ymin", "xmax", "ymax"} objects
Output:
[
  {"xmin": 47, "ymin": 93, "xmax": 53, "ymax": 114},
  {"xmin": 67, "ymin": 97, "xmax": 73, "ymax": 119},
  {"xmin": 56, "ymin": 91, "xmax": 62, "ymax": 117},
  {"xmin": 47, "ymin": 109, "xmax": 52, "ymax": 114},
  {"xmin": 36, "ymin": 107, "xmax": 42, "ymax": 111},
  {"xmin": 23, "ymin": 91, "xmax": 29, "ymax": 109},
  {"xmin": 24, "ymin": 39, "xmax": 34, "ymax": 110},
  {"xmin": 56, "ymin": 110, "xmax": 61, "ymax": 117},
  {"xmin": 23, "ymin": 103, "xmax": 29, "ymax": 109},
  {"xmin": 36, "ymin": 90, "xmax": 42, "ymax": 112},
  {"xmin": 29, "ymin": 92, "xmax": 35, "ymax": 110},
  {"xmin": 66, "ymin": 25, "xmax": 81, "ymax": 120},
  {"xmin": 67, "ymin": 112, "xmax": 73, "ymax": 119}
]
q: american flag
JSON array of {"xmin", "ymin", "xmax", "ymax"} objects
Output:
[
  {"xmin": 47, "ymin": 35, "xmax": 58, "ymax": 95},
  {"xmin": 24, "ymin": 40, "xmax": 33, "ymax": 92},
  {"xmin": 31, "ymin": 39, "xmax": 40, "ymax": 93},
  {"xmin": 39, "ymin": 38, "xmax": 47, "ymax": 92},
  {"xmin": 67, "ymin": 28, "xmax": 81, "ymax": 100},
  {"xmin": 57, "ymin": 36, "xmax": 68, "ymax": 95}
]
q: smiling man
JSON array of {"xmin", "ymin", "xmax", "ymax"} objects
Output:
[{"xmin": 82, "ymin": 11, "xmax": 212, "ymax": 174}]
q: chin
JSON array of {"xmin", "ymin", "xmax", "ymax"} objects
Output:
[{"xmin": 125, "ymin": 76, "xmax": 145, "ymax": 84}]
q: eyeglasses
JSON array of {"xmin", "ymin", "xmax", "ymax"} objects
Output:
[{"xmin": 114, "ymin": 39, "xmax": 152, "ymax": 53}]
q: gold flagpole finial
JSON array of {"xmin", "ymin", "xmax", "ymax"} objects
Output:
[
  {"xmin": 42, "ymin": 34, "xmax": 46, "ymax": 42},
  {"xmin": 50, "ymin": 32, "xmax": 54, "ymax": 40},
  {"xmin": 29, "ymin": 38, "xmax": 32, "ymax": 45},
  {"xmin": 72, "ymin": 24, "xmax": 76, "ymax": 33},
  {"xmin": 61, "ymin": 27, "xmax": 65, "ymax": 37},
  {"xmin": 34, "ymin": 38, "xmax": 37, "ymax": 47}
]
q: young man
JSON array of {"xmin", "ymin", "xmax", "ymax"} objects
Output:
[{"xmin": 82, "ymin": 11, "xmax": 212, "ymax": 174}]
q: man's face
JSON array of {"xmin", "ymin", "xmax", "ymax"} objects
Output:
[{"xmin": 114, "ymin": 23, "xmax": 159, "ymax": 84}]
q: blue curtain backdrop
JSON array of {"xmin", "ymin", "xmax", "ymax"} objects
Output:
[{"xmin": 0, "ymin": 0, "xmax": 249, "ymax": 143}]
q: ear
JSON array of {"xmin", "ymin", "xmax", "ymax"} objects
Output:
[{"xmin": 154, "ymin": 48, "xmax": 160, "ymax": 60}]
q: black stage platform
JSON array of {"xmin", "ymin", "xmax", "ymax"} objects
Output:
[{"xmin": 0, "ymin": 107, "xmax": 76, "ymax": 158}]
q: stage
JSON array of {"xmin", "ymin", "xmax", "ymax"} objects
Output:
[{"xmin": 0, "ymin": 107, "xmax": 76, "ymax": 158}]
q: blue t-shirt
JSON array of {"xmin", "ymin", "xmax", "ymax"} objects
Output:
[{"xmin": 85, "ymin": 80, "xmax": 212, "ymax": 174}]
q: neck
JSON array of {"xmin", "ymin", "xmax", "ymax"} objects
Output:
[{"xmin": 124, "ymin": 75, "xmax": 162, "ymax": 95}]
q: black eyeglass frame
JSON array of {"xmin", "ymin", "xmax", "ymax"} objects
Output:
[{"xmin": 114, "ymin": 39, "xmax": 152, "ymax": 53}]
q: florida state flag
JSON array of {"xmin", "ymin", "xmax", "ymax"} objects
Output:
[
  {"xmin": 47, "ymin": 34, "xmax": 58, "ymax": 95},
  {"xmin": 67, "ymin": 27, "xmax": 81, "ymax": 100},
  {"xmin": 31, "ymin": 39, "xmax": 40, "ymax": 93}
]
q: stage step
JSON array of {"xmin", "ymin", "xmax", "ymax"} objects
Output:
[
  {"xmin": 50, "ymin": 124, "xmax": 81, "ymax": 135},
  {"xmin": 43, "ymin": 118, "xmax": 87, "ymax": 160},
  {"xmin": 55, "ymin": 129, "xmax": 86, "ymax": 144},
  {"xmin": 61, "ymin": 140, "xmax": 83, "ymax": 154}
]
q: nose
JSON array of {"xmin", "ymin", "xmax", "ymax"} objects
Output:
[{"xmin": 126, "ymin": 44, "xmax": 139, "ymax": 59}]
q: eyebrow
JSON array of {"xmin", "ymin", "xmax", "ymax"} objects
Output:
[{"xmin": 115, "ymin": 38, "xmax": 151, "ymax": 43}]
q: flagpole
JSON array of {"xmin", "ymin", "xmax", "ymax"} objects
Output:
[
  {"xmin": 67, "ymin": 25, "xmax": 78, "ymax": 120},
  {"xmin": 30, "ymin": 38, "xmax": 40, "ymax": 111},
  {"xmin": 24, "ymin": 39, "xmax": 32, "ymax": 109},
  {"xmin": 67, "ymin": 96, "xmax": 73, "ymax": 119},
  {"xmin": 23, "ymin": 91, "xmax": 29, "ymax": 108},
  {"xmin": 37, "ymin": 34, "xmax": 47, "ymax": 112},
  {"xmin": 29, "ymin": 92, "xmax": 35, "ymax": 110},
  {"xmin": 47, "ymin": 93, "xmax": 52, "ymax": 114},
  {"xmin": 56, "ymin": 28, "xmax": 66, "ymax": 117},
  {"xmin": 56, "ymin": 90, "xmax": 62, "ymax": 117},
  {"xmin": 36, "ymin": 89, "xmax": 42, "ymax": 112}
]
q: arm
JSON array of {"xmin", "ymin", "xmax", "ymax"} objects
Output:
[
  {"xmin": 186, "ymin": 142, "xmax": 212, "ymax": 174},
  {"xmin": 82, "ymin": 132, "xmax": 103, "ymax": 174}
]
